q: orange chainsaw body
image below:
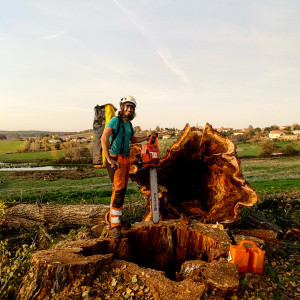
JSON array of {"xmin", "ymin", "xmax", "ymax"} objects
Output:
[{"xmin": 141, "ymin": 134, "xmax": 160, "ymax": 167}]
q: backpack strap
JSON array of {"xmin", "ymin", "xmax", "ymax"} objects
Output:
[
  {"xmin": 128, "ymin": 121, "xmax": 134, "ymax": 137},
  {"xmin": 109, "ymin": 117, "xmax": 121, "ymax": 151}
]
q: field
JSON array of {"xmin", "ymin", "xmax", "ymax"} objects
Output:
[
  {"xmin": 240, "ymin": 156, "xmax": 300, "ymax": 197},
  {"xmin": 1, "ymin": 139, "xmax": 299, "ymax": 163},
  {"xmin": 236, "ymin": 143, "xmax": 260, "ymax": 157},
  {"xmin": 0, "ymin": 150, "xmax": 65, "ymax": 162},
  {"xmin": 1, "ymin": 156, "xmax": 299, "ymax": 204},
  {"xmin": 0, "ymin": 168, "xmax": 143, "ymax": 205},
  {"xmin": 0, "ymin": 139, "xmax": 177, "ymax": 163},
  {"xmin": 0, "ymin": 139, "xmax": 299, "ymax": 203},
  {"xmin": 0, "ymin": 140, "xmax": 22, "ymax": 155},
  {"xmin": 236, "ymin": 141, "xmax": 299, "ymax": 157}
]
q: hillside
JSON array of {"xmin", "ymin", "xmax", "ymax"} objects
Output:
[{"xmin": 0, "ymin": 130, "xmax": 78, "ymax": 139}]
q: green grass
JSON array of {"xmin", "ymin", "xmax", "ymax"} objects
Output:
[
  {"xmin": 0, "ymin": 140, "xmax": 298, "ymax": 162},
  {"xmin": 250, "ymin": 179, "xmax": 300, "ymax": 195},
  {"xmin": 240, "ymin": 156, "xmax": 300, "ymax": 195},
  {"xmin": 1, "ymin": 156, "xmax": 298, "ymax": 204},
  {"xmin": 275, "ymin": 141, "xmax": 299, "ymax": 149},
  {"xmin": 0, "ymin": 169, "xmax": 143, "ymax": 204},
  {"xmin": 236, "ymin": 143, "xmax": 260, "ymax": 157},
  {"xmin": 157, "ymin": 139, "xmax": 176, "ymax": 157},
  {"xmin": 0, "ymin": 139, "xmax": 176, "ymax": 163},
  {"xmin": 0, "ymin": 150, "xmax": 64, "ymax": 162},
  {"xmin": 0, "ymin": 141, "xmax": 22, "ymax": 155},
  {"xmin": 0, "ymin": 139, "xmax": 299, "ymax": 204},
  {"xmin": 236, "ymin": 141, "xmax": 299, "ymax": 157}
]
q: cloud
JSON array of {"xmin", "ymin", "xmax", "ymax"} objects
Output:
[
  {"xmin": 112, "ymin": 0, "xmax": 191, "ymax": 86},
  {"xmin": 42, "ymin": 30, "xmax": 66, "ymax": 40}
]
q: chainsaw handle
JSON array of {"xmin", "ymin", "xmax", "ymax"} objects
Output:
[
  {"xmin": 148, "ymin": 133, "xmax": 158, "ymax": 145},
  {"xmin": 239, "ymin": 240, "xmax": 258, "ymax": 248}
]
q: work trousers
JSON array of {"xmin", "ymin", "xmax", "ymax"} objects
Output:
[{"xmin": 106, "ymin": 155, "xmax": 130, "ymax": 228}]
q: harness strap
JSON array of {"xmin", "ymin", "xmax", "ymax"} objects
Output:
[{"xmin": 120, "ymin": 119, "xmax": 126, "ymax": 155}]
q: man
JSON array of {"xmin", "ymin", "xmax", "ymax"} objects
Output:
[{"xmin": 101, "ymin": 96, "xmax": 149, "ymax": 238}]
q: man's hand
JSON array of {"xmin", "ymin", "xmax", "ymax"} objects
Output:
[
  {"xmin": 110, "ymin": 159, "xmax": 119, "ymax": 171},
  {"xmin": 148, "ymin": 132, "xmax": 158, "ymax": 139}
]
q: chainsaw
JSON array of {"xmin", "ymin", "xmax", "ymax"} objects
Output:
[{"xmin": 140, "ymin": 133, "xmax": 160, "ymax": 224}]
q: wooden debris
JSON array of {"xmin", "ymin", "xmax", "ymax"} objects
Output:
[
  {"xmin": 177, "ymin": 260, "xmax": 239, "ymax": 295},
  {"xmin": 242, "ymin": 210, "xmax": 283, "ymax": 237}
]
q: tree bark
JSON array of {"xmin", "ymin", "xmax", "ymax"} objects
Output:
[{"xmin": 0, "ymin": 204, "xmax": 109, "ymax": 228}]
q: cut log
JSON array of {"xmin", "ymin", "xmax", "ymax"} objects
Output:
[
  {"xmin": 130, "ymin": 123, "xmax": 259, "ymax": 224},
  {"xmin": 0, "ymin": 204, "xmax": 109, "ymax": 228}
]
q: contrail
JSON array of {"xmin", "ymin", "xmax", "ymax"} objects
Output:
[
  {"xmin": 112, "ymin": 0, "xmax": 191, "ymax": 86},
  {"xmin": 42, "ymin": 30, "xmax": 66, "ymax": 40}
]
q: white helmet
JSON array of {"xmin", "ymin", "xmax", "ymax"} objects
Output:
[{"xmin": 120, "ymin": 95, "xmax": 137, "ymax": 108}]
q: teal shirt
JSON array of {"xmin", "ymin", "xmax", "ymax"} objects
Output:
[{"xmin": 107, "ymin": 117, "xmax": 135, "ymax": 157}]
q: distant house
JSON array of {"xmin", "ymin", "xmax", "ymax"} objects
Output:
[
  {"xmin": 233, "ymin": 131, "xmax": 244, "ymax": 136},
  {"xmin": 48, "ymin": 139, "xmax": 61, "ymax": 143},
  {"xmin": 281, "ymin": 134, "xmax": 299, "ymax": 141},
  {"xmin": 269, "ymin": 130, "xmax": 284, "ymax": 139},
  {"xmin": 61, "ymin": 135, "xmax": 71, "ymax": 141},
  {"xmin": 217, "ymin": 128, "xmax": 233, "ymax": 132},
  {"xmin": 162, "ymin": 135, "xmax": 171, "ymax": 139},
  {"xmin": 292, "ymin": 130, "xmax": 300, "ymax": 135}
]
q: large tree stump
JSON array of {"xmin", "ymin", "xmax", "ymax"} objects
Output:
[
  {"xmin": 129, "ymin": 123, "xmax": 258, "ymax": 224},
  {"xmin": 18, "ymin": 220, "xmax": 237, "ymax": 299}
]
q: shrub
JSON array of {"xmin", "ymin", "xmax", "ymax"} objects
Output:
[
  {"xmin": 51, "ymin": 146, "xmax": 59, "ymax": 162},
  {"xmin": 258, "ymin": 140, "xmax": 277, "ymax": 157},
  {"xmin": 0, "ymin": 240, "xmax": 36, "ymax": 298},
  {"xmin": 284, "ymin": 145, "xmax": 297, "ymax": 156},
  {"xmin": 19, "ymin": 140, "xmax": 31, "ymax": 152},
  {"xmin": 64, "ymin": 147, "xmax": 91, "ymax": 163}
]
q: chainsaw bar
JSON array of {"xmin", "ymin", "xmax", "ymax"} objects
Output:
[{"xmin": 149, "ymin": 167, "xmax": 159, "ymax": 224}]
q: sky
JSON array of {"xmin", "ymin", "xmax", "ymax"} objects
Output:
[{"xmin": 0, "ymin": 0, "xmax": 299, "ymax": 132}]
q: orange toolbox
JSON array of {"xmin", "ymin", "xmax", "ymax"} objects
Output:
[{"xmin": 228, "ymin": 240, "xmax": 265, "ymax": 274}]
